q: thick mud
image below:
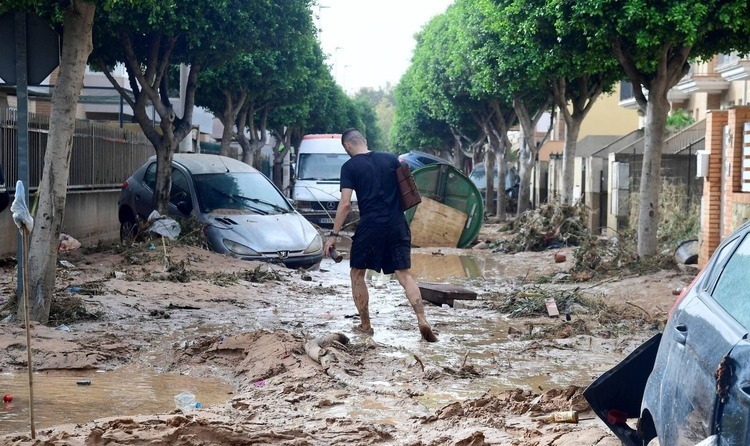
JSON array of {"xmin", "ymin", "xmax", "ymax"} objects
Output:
[{"xmin": 0, "ymin": 228, "xmax": 695, "ymax": 445}]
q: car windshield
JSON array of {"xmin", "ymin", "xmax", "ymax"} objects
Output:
[
  {"xmin": 470, "ymin": 165, "xmax": 518, "ymax": 190},
  {"xmin": 297, "ymin": 153, "xmax": 349, "ymax": 180},
  {"xmin": 193, "ymin": 172, "xmax": 292, "ymax": 215}
]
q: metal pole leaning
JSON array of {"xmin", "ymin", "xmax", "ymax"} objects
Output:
[
  {"xmin": 21, "ymin": 226, "xmax": 35, "ymax": 439},
  {"xmin": 10, "ymin": 180, "xmax": 36, "ymax": 439}
]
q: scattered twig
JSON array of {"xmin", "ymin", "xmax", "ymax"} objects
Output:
[
  {"xmin": 625, "ymin": 301, "xmax": 652, "ymax": 321},
  {"xmin": 413, "ymin": 354, "xmax": 425, "ymax": 372}
]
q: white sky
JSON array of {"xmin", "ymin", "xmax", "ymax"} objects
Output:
[{"xmin": 315, "ymin": 0, "xmax": 455, "ymax": 93}]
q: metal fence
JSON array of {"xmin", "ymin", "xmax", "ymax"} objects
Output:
[{"xmin": 0, "ymin": 107, "xmax": 154, "ymax": 190}]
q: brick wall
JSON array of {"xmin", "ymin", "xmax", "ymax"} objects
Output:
[{"xmin": 700, "ymin": 107, "xmax": 750, "ymax": 266}]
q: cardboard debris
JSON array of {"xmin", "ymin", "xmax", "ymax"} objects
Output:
[{"xmin": 410, "ymin": 197, "xmax": 467, "ymax": 248}]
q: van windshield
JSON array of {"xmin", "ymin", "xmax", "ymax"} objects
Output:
[{"xmin": 297, "ymin": 153, "xmax": 350, "ymax": 180}]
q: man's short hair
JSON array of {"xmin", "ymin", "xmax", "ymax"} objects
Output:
[{"xmin": 341, "ymin": 128, "xmax": 365, "ymax": 146}]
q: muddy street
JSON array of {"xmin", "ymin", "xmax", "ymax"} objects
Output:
[{"xmin": 0, "ymin": 228, "xmax": 694, "ymax": 445}]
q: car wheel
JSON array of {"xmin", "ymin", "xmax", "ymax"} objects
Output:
[{"xmin": 120, "ymin": 218, "xmax": 138, "ymax": 243}]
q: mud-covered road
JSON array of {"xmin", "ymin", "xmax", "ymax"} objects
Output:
[{"xmin": 0, "ymin": 226, "xmax": 695, "ymax": 445}]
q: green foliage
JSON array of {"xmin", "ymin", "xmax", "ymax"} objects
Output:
[
  {"xmin": 565, "ymin": 0, "xmax": 750, "ymax": 91},
  {"xmin": 195, "ymin": 0, "xmax": 322, "ymax": 133},
  {"xmin": 392, "ymin": 6, "xmax": 484, "ymax": 154},
  {"xmin": 391, "ymin": 66, "xmax": 455, "ymax": 153},
  {"xmin": 666, "ymin": 108, "xmax": 695, "ymax": 131},
  {"xmin": 92, "ymin": 0, "xmax": 267, "ymax": 68},
  {"xmin": 351, "ymin": 96, "xmax": 384, "ymax": 151}
]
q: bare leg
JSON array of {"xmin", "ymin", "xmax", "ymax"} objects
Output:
[
  {"xmin": 350, "ymin": 267, "xmax": 373, "ymax": 335},
  {"xmin": 394, "ymin": 269, "xmax": 438, "ymax": 342}
]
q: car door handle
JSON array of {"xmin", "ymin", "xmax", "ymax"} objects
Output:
[
  {"xmin": 673, "ymin": 324, "xmax": 687, "ymax": 345},
  {"xmin": 134, "ymin": 194, "xmax": 140, "ymax": 201}
]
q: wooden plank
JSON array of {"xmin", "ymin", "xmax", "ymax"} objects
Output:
[
  {"xmin": 410, "ymin": 197, "xmax": 467, "ymax": 248},
  {"xmin": 418, "ymin": 282, "xmax": 477, "ymax": 307},
  {"xmin": 545, "ymin": 298, "xmax": 560, "ymax": 318}
]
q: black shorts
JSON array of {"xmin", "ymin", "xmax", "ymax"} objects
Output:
[{"xmin": 350, "ymin": 221, "xmax": 411, "ymax": 274}]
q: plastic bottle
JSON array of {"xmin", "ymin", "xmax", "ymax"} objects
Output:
[
  {"xmin": 174, "ymin": 391, "xmax": 197, "ymax": 412},
  {"xmin": 533, "ymin": 410, "xmax": 579, "ymax": 424}
]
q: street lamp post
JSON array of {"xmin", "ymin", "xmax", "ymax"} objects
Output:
[{"xmin": 315, "ymin": 4, "xmax": 329, "ymax": 31}]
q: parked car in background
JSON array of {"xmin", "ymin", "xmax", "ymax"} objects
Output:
[
  {"xmin": 397, "ymin": 150, "xmax": 450, "ymax": 171},
  {"xmin": 585, "ymin": 220, "xmax": 750, "ymax": 446},
  {"xmin": 118, "ymin": 154, "xmax": 324, "ymax": 269},
  {"xmin": 469, "ymin": 162, "xmax": 520, "ymax": 212}
]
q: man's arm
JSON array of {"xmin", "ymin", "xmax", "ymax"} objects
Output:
[{"xmin": 323, "ymin": 188, "xmax": 353, "ymax": 255}]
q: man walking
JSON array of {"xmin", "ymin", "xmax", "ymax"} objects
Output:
[{"xmin": 323, "ymin": 128, "xmax": 438, "ymax": 342}]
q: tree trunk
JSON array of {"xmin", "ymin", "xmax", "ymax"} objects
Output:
[
  {"xmin": 273, "ymin": 129, "xmax": 293, "ymax": 191},
  {"xmin": 550, "ymin": 75, "xmax": 603, "ymax": 204},
  {"xmin": 219, "ymin": 112, "xmax": 234, "ymax": 157},
  {"xmin": 513, "ymin": 96, "xmax": 551, "ymax": 215},
  {"xmin": 637, "ymin": 91, "xmax": 670, "ymax": 257},
  {"xmin": 102, "ymin": 35, "xmax": 199, "ymax": 214},
  {"xmin": 610, "ymin": 40, "xmax": 690, "ymax": 258},
  {"xmin": 515, "ymin": 114, "xmax": 536, "ymax": 215},
  {"xmin": 237, "ymin": 101, "xmax": 267, "ymax": 169},
  {"xmin": 518, "ymin": 136, "xmax": 534, "ymax": 215},
  {"xmin": 153, "ymin": 141, "xmax": 174, "ymax": 214},
  {"xmin": 484, "ymin": 148, "xmax": 496, "ymax": 214},
  {"xmin": 561, "ymin": 121, "xmax": 581, "ymax": 204},
  {"xmin": 453, "ymin": 138, "xmax": 465, "ymax": 173},
  {"xmin": 496, "ymin": 145, "xmax": 508, "ymax": 220},
  {"xmin": 22, "ymin": 0, "xmax": 95, "ymax": 323},
  {"xmin": 242, "ymin": 140, "xmax": 265, "ymax": 168},
  {"xmin": 218, "ymin": 93, "xmax": 235, "ymax": 157}
]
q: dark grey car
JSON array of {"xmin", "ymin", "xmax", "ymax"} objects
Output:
[
  {"xmin": 585, "ymin": 220, "xmax": 750, "ymax": 446},
  {"xmin": 397, "ymin": 150, "xmax": 450, "ymax": 171},
  {"xmin": 118, "ymin": 154, "xmax": 324, "ymax": 269}
]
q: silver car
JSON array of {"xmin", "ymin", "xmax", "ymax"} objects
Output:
[{"xmin": 118, "ymin": 154, "xmax": 324, "ymax": 269}]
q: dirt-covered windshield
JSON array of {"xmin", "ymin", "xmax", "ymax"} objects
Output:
[{"xmin": 193, "ymin": 172, "xmax": 292, "ymax": 214}]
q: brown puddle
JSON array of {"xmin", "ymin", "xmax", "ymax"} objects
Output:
[{"xmin": 0, "ymin": 366, "xmax": 234, "ymax": 435}]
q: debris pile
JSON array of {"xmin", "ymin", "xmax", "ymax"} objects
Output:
[
  {"xmin": 49, "ymin": 294, "xmax": 102, "ymax": 325},
  {"xmin": 572, "ymin": 230, "xmax": 675, "ymax": 277},
  {"xmin": 488, "ymin": 284, "xmax": 657, "ymax": 338},
  {"xmin": 491, "ymin": 285, "xmax": 601, "ymax": 319},
  {"xmin": 494, "ymin": 203, "xmax": 589, "ymax": 253}
]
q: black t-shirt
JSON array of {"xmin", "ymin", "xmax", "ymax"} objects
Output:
[{"xmin": 340, "ymin": 151, "xmax": 404, "ymax": 228}]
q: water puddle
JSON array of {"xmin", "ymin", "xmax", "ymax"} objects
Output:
[
  {"xmin": 0, "ymin": 366, "xmax": 234, "ymax": 435},
  {"xmin": 302, "ymin": 250, "xmax": 636, "ymax": 409}
]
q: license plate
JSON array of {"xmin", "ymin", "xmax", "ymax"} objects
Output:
[{"xmin": 319, "ymin": 218, "xmax": 333, "ymax": 224}]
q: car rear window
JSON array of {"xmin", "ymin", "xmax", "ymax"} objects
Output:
[{"xmin": 712, "ymin": 234, "xmax": 750, "ymax": 328}]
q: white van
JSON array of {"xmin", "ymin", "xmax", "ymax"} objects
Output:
[{"xmin": 291, "ymin": 134, "xmax": 357, "ymax": 228}]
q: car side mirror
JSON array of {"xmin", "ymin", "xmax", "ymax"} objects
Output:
[{"xmin": 176, "ymin": 200, "xmax": 192, "ymax": 215}]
